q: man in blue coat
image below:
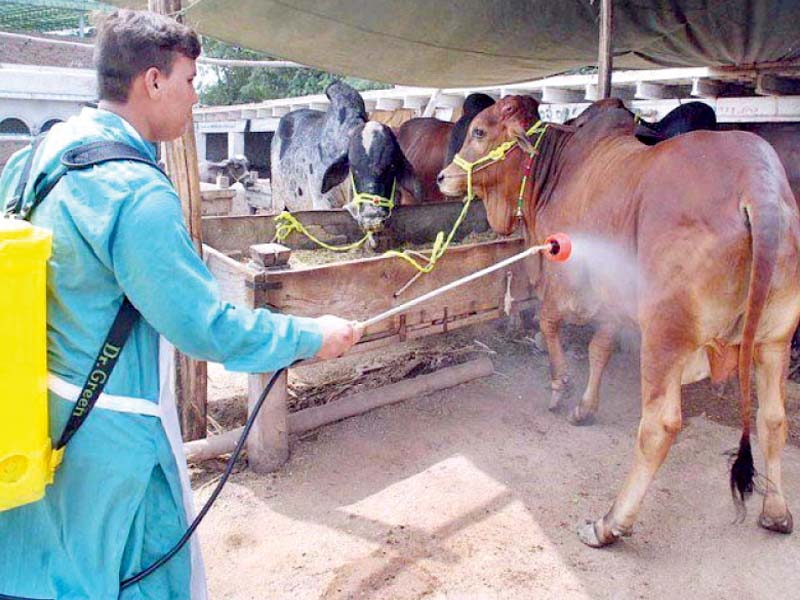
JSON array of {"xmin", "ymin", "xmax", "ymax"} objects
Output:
[{"xmin": 0, "ymin": 9, "xmax": 358, "ymax": 599}]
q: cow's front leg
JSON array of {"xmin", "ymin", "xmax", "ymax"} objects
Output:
[
  {"xmin": 570, "ymin": 321, "xmax": 617, "ymax": 426},
  {"xmin": 578, "ymin": 330, "xmax": 687, "ymax": 547},
  {"xmin": 539, "ymin": 312, "xmax": 571, "ymax": 411}
]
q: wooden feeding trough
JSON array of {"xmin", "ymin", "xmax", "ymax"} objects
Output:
[
  {"xmin": 199, "ymin": 184, "xmax": 235, "ymax": 216},
  {"xmin": 201, "ymin": 201, "xmax": 537, "ymax": 472}
]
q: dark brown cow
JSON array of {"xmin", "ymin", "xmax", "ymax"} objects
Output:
[
  {"xmin": 438, "ymin": 95, "xmax": 800, "ymax": 548},
  {"xmin": 396, "ymin": 93, "xmax": 496, "ymax": 204},
  {"xmin": 396, "ymin": 117, "xmax": 451, "ymax": 203}
]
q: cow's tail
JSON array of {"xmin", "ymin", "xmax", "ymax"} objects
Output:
[{"xmin": 730, "ymin": 194, "xmax": 781, "ymax": 512}]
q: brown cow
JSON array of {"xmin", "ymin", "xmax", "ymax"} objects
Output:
[{"xmin": 438, "ymin": 95, "xmax": 800, "ymax": 547}]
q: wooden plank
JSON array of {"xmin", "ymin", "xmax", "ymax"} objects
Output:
[
  {"xmin": 149, "ymin": 0, "xmax": 207, "ymax": 441},
  {"xmin": 288, "ymin": 357, "xmax": 495, "ymax": 434},
  {"xmin": 203, "ymin": 244, "xmax": 259, "ymax": 307},
  {"xmin": 186, "ymin": 357, "xmax": 496, "ymax": 461}
]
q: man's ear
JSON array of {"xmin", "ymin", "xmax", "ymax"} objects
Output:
[
  {"xmin": 143, "ymin": 67, "xmax": 163, "ymax": 100},
  {"xmin": 321, "ymin": 152, "xmax": 350, "ymax": 194}
]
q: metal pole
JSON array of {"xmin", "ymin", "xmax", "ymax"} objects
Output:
[{"xmin": 597, "ymin": 0, "xmax": 614, "ymax": 99}]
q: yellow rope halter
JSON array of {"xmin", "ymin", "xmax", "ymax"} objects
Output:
[
  {"xmin": 273, "ymin": 210, "xmax": 373, "ymax": 252},
  {"xmin": 349, "ymin": 172, "xmax": 396, "ymax": 213},
  {"xmin": 383, "ymin": 194, "xmax": 473, "ymax": 273},
  {"xmin": 451, "ymin": 120, "xmax": 549, "ymax": 202}
]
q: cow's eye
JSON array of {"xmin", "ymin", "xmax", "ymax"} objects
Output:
[{"xmin": 472, "ymin": 128, "xmax": 485, "ymax": 139}]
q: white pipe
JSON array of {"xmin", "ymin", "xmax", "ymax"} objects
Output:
[{"xmin": 357, "ymin": 242, "xmax": 551, "ymax": 330}]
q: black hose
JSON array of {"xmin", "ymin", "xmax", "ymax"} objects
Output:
[{"xmin": 120, "ymin": 367, "xmax": 286, "ymax": 589}]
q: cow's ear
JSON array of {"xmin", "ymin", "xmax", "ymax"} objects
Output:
[
  {"xmin": 397, "ymin": 153, "xmax": 423, "ymax": 202},
  {"xmin": 509, "ymin": 123, "xmax": 535, "ymax": 154},
  {"xmin": 321, "ymin": 152, "xmax": 350, "ymax": 194}
]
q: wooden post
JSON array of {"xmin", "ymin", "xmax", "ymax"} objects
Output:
[
  {"xmin": 597, "ymin": 0, "xmax": 614, "ymax": 99},
  {"xmin": 149, "ymin": 0, "xmax": 208, "ymax": 441},
  {"xmin": 247, "ymin": 371, "xmax": 289, "ymax": 472}
]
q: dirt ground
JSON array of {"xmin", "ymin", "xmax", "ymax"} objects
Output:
[{"xmin": 195, "ymin": 323, "xmax": 800, "ymax": 599}]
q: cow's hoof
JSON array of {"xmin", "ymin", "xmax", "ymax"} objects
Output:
[
  {"xmin": 576, "ymin": 519, "xmax": 618, "ymax": 548},
  {"xmin": 759, "ymin": 510, "xmax": 794, "ymax": 534},
  {"xmin": 568, "ymin": 406, "xmax": 596, "ymax": 426},
  {"xmin": 548, "ymin": 381, "xmax": 573, "ymax": 412}
]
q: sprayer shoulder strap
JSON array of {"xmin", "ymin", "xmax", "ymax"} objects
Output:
[
  {"xmin": 7, "ymin": 138, "xmax": 166, "ymax": 449},
  {"xmin": 5, "ymin": 134, "xmax": 46, "ymax": 217},
  {"xmin": 23, "ymin": 140, "xmax": 166, "ymax": 221},
  {"xmin": 54, "ymin": 297, "xmax": 140, "ymax": 449}
]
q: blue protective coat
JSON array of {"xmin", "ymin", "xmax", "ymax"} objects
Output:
[{"xmin": 0, "ymin": 108, "xmax": 323, "ymax": 599}]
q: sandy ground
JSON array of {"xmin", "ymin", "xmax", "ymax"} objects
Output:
[{"xmin": 195, "ymin": 325, "xmax": 800, "ymax": 599}]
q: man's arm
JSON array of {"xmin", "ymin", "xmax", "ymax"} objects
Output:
[{"xmin": 110, "ymin": 178, "xmax": 357, "ymax": 372}]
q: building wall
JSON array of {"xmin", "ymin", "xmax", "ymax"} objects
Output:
[
  {"xmin": 1, "ymin": 63, "xmax": 96, "ymax": 168},
  {"xmin": 1, "ymin": 97, "xmax": 86, "ymax": 135}
]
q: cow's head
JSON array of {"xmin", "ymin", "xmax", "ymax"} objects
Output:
[
  {"xmin": 321, "ymin": 81, "xmax": 368, "ymax": 154},
  {"xmin": 438, "ymin": 95, "xmax": 541, "ymax": 235},
  {"xmin": 223, "ymin": 155, "xmax": 255, "ymax": 188},
  {"xmin": 321, "ymin": 121, "xmax": 422, "ymax": 232}
]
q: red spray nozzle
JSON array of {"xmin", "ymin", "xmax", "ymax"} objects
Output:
[{"xmin": 544, "ymin": 233, "xmax": 571, "ymax": 262}]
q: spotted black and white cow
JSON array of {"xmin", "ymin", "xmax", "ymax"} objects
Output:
[
  {"xmin": 322, "ymin": 120, "xmax": 422, "ymax": 231},
  {"xmin": 270, "ymin": 81, "xmax": 367, "ymax": 213},
  {"xmin": 271, "ymin": 81, "xmax": 420, "ymax": 231}
]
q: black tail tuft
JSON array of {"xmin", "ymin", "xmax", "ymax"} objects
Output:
[{"xmin": 729, "ymin": 435, "xmax": 755, "ymax": 507}]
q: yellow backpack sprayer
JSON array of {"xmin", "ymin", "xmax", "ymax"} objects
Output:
[
  {"xmin": 0, "ymin": 218, "xmax": 52, "ymax": 511},
  {"xmin": 0, "ymin": 139, "xmax": 162, "ymax": 514}
]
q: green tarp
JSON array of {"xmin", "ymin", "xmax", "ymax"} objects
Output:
[{"xmin": 112, "ymin": 1, "xmax": 800, "ymax": 87}]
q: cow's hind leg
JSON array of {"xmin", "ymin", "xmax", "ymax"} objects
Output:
[
  {"xmin": 539, "ymin": 311, "xmax": 572, "ymax": 411},
  {"xmin": 570, "ymin": 321, "xmax": 618, "ymax": 426},
  {"xmin": 755, "ymin": 341, "xmax": 793, "ymax": 533},
  {"xmin": 578, "ymin": 334, "xmax": 687, "ymax": 547}
]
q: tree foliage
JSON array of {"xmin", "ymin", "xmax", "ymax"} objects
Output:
[{"xmin": 198, "ymin": 38, "xmax": 390, "ymax": 106}]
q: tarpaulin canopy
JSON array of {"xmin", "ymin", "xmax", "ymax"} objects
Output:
[{"xmin": 111, "ymin": 1, "xmax": 800, "ymax": 87}]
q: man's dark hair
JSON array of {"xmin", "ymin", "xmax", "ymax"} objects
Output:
[{"xmin": 94, "ymin": 9, "xmax": 201, "ymax": 102}]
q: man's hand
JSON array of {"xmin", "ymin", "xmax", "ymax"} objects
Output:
[{"xmin": 315, "ymin": 315, "xmax": 362, "ymax": 359}]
